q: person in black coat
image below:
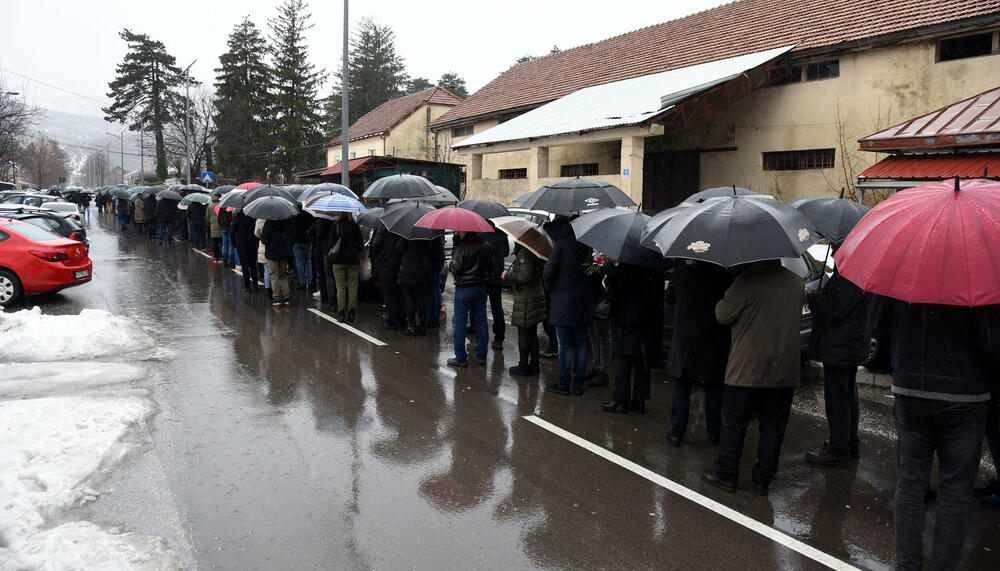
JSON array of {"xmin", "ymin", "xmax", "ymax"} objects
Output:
[
  {"xmin": 663, "ymin": 261, "xmax": 731, "ymax": 444},
  {"xmin": 326, "ymin": 213, "xmax": 364, "ymax": 322},
  {"xmin": 308, "ymin": 217, "xmax": 332, "ymax": 306},
  {"xmin": 483, "ymin": 228, "xmax": 509, "ymax": 349},
  {"xmin": 260, "ymin": 218, "xmax": 296, "ymax": 306},
  {"xmin": 291, "ymin": 210, "xmax": 314, "ymax": 290},
  {"xmin": 370, "ymin": 222, "xmax": 406, "ymax": 329},
  {"xmin": 398, "ymin": 238, "xmax": 432, "ymax": 335},
  {"xmin": 231, "ymin": 211, "xmax": 259, "ymax": 292},
  {"xmin": 145, "ymin": 194, "xmax": 158, "ymax": 238},
  {"xmin": 540, "ymin": 215, "xmax": 570, "ymax": 356},
  {"xmin": 187, "ymin": 200, "xmax": 207, "ymax": 249},
  {"xmin": 805, "ymin": 264, "xmax": 871, "ymax": 466},
  {"xmin": 424, "ymin": 235, "xmax": 446, "ymax": 328},
  {"xmin": 155, "ymin": 198, "xmax": 178, "ymax": 244},
  {"xmin": 447, "ymin": 232, "xmax": 492, "ymax": 367},
  {"xmin": 542, "ymin": 226, "xmax": 592, "ymax": 395}
]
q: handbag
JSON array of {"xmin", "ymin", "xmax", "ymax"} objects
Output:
[{"xmin": 593, "ymin": 276, "xmax": 611, "ymax": 320}]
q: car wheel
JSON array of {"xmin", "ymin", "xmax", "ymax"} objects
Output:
[{"xmin": 0, "ymin": 269, "xmax": 23, "ymax": 308}]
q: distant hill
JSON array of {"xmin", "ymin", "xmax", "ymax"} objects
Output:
[{"xmin": 32, "ymin": 109, "xmax": 142, "ymax": 180}]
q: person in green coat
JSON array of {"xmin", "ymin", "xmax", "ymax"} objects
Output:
[
  {"xmin": 205, "ymin": 196, "xmax": 222, "ymax": 260},
  {"xmin": 505, "ymin": 244, "xmax": 547, "ymax": 376}
]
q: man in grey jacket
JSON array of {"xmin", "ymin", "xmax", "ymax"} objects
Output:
[{"xmin": 701, "ymin": 259, "xmax": 804, "ymax": 496}]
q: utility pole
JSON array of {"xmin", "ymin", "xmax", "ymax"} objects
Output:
[
  {"xmin": 182, "ymin": 59, "xmax": 196, "ymax": 185},
  {"xmin": 106, "ymin": 127, "xmax": 126, "ymax": 184},
  {"xmin": 139, "ymin": 124, "xmax": 144, "ymax": 184},
  {"xmin": 341, "ymin": 0, "xmax": 350, "ymax": 191}
]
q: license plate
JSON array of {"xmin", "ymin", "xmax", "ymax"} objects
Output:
[{"xmin": 74, "ymin": 270, "xmax": 89, "ymax": 279}]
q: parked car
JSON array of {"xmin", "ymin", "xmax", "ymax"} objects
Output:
[
  {"xmin": 40, "ymin": 201, "xmax": 83, "ymax": 223},
  {"xmin": 0, "ymin": 217, "xmax": 92, "ymax": 307},
  {"xmin": 0, "ymin": 205, "xmax": 88, "ymax": 248},
  {"xmin": 1, "ymin": 193, "xmax": 67, "ymax": 207},
  {"xmin": 508, "ymin": 207, "xmax": 553, "ymax": 226}
]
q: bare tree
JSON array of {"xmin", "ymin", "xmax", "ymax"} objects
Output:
[
  {"xmin": 0, "ymin": 79, "xmax": 39, "ymax": 182},
  {"xmin": 19, "ymin": 134, "xmax": 70, "ymax": 188},
  {"xmin": 163, "ymin": 88, "xmax": 215, "ymax": 182}
]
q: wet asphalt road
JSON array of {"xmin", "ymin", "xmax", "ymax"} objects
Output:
[{"xmin": 25, "ymin": 213, "xmax": 1000, "ymax": 570}]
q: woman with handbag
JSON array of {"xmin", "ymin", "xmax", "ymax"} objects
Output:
[
  {"xmin": 506, "ymin": 244, "xmax": 547, "ymax": 376},
  {"xmin": 327, "ymin": 212, "xmax": 363, "ymax": 323}
]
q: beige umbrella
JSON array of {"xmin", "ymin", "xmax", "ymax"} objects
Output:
[{"xmin": 490, "ymin": 215, "xmax": 555, "ymax": 260}]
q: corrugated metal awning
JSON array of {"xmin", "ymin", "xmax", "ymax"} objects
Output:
[
  {"xmin": 857, "ymin": 153, "xmax": 1000, "ymax": 179},
  {"xmin": 453, "ymin": 45, "xmax": 794, "ymax": 149}
]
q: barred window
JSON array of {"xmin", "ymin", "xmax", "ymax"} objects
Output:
[
  {"xmin": 763, "ymin": 149, "xmax": 835, "ymax": 171},
  {"xmin": 769, "ymin": 65, "xmax": 801, "ymax": 86},
  {"xmin": 939, "ymin": 33, "xmax": 994, "ymax": 61},
  {"xmin": 805, "ymin": 60, "xmax": 839, "ymax": 81},
  {"xmin": 498, "ymin": 168, "xmax": 527, "ymax": 180},
  {"xmin": 560, "ymin": 163, "xmax": 599, "ymax": 177}
]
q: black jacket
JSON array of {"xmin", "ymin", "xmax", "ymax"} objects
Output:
[
  {"xmin": 398, "ymin": 239, "xmax": 432, "ymax": 286},
  {"xmin": 543, "ymin": 236, "xmax": 592, "ymax": 328},
  {"xmin": 156, "ymin": 199, "xmax": 178, "ymax": 224},
  {"xmin": 449, "ymin": 233, "xmax": 491, "ymax": 288},
  {"xmin": 231, "ymin": 211, "xmax": 258, "ymax": 253},
  {"xmin": 292, "ymin": 211, "xmax": 313, "ymax": 244},
  {"xmin": 260, "ymin": 218, "xmax": 295, "ymax": 261},
  {"xmin": 665, "ymin": 261, "xmax": 731, "ymax": 383},
  {"xmin": 326, "ymin": 217, "xmax": 364, "ymax": 266},
  {"xmin": 878, "ymin": 299, "xmax": 1000, "ymax": 402},
  {"xmin": 483, "ymin": 231, "xmax": 509, "ymax": 285},
  {"xmin": 218, "ymin": 207, "xmax": 233, "ymax": 231},
  {"xmin": 186, "ymin": 201, "xmax": 206, "ymax": 222},
  {"xmin": 370, "ymin": 223, "xmax": 403, "ymax": 276},
  {"xmin": 807, "ymin": 271, "xmax": 871, "ymax": 367}
]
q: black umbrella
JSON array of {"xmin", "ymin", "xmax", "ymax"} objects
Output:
[
  {"xmin": 218, "ymin": 190, "xmax": 246, "ymax": 210},
  {"xmin": 212, "ymin": 185, "xmax": 235, "ymax": 196},
  {"xmin": 786, "ymin": 195, "xmax": 870, "ymax": 245},
  {"xmin": 157, "ymin": 189, "xmax": 183, "ymax": 200},
  {"xmin": 242, "ymin": 184, "xmax": 296, "ymax": 205},
  {"xmin": 456, "ymin": 199, "xmax": 511, "ymax": 219},
  {"xmin": 685, "ymin": 186, "xmax": 761, "ymax": 203},
  {"xmin": 180, "ymin": 184, "xmax": 208, "ymax": 194},
  {"xmin": 110, "ymin": 188, "xmax": 130, "ymax": 199},
  {"xmin": 379, "ymin": 203, "xmax": 443, "ymax": 240},
  {"xmin": 143, "ymin": 185, "xmax": 167, "ymax": 197},
  {"xmin": 570, "ymin": 208, "xmax": 663, "ymax": 269},
  {"xmin": 640, "ymin": 195, "xmax": 818, "ymax": 267},
  {"xmin": 357, "ymin": 207, "xmax": 384, "ymax": 227},
  {"xmin": 362, "ymin": 174, "xmax": 438, "ymax": 200},
  {"xmin": 284, "ymin": 184, "xmax": 309, "ymax": 199},
  {"xmin": 511, "ymin": 189, "xmax": 538, "ymax": 205},
  {"xmin": 519, "ymin": 178, "xmax": 636, "ymax": 215},
  {"xmin": 243, "ymin": 195, "xmax": 299, "ymax": 220}
]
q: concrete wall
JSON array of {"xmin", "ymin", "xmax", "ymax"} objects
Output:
[{"xmin": 326, "ymin": 103, "xmax": 457, "ymax": 166}]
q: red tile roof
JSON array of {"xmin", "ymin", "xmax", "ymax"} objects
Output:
[
  {"xmin": 860, "ymin": 86, "xmax": 1000, "ymax": 151},
  {"xmin": 320, "ymin": 157, "xmax": 380, "ymax": 176},
  {"xmin": 432, "ymin": 0, "xmax": 1000, "ymax": 128},
  {"xmin": 858, "ymin": 153, "xmax": 1000, "ymax": 179},
  {"xmin": 329, "ymin": 87, "xmax": 462, "ymax": 146}
]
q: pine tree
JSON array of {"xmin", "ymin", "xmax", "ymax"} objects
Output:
[
  {"xmin": 268, "ymin": 0, "xmax": 326, "ymax": 180},
  {"xmin": 104, "ymin": 29, "xmax": 184, "ymax": 181},
  {"xmin": 214, "ymin": 16, "xmax": 273, "ymax": 181},
  {"xmin": 345, "ymin": 18, "xmax": 409, "ymax": 124},
  {"xmin": 407, "ymin": 77, "xmax": 434, "ymax": 94},
  {"xmin": 437, "ymin": 72, "xmax": 467, "ymax": 99}
]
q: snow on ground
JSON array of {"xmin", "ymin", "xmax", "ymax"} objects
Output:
[
  {"xmin": 0, "ymin": 307, "xmax": 155, "ymax": 362},
  {"xmin": 0, "ymin": 362, "xmax": 148, "ymax": 398},
  {"xmin": 0, "ymin": 309, "xmax": 178, "ymax": 569}
]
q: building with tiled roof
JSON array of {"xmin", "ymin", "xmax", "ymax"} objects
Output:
[
  {"xmin": 325, "ymin": 87, "xmax": 462, "ymax": 167},
  {"xmin": 429, "ymin": 0, "xmax": 1000, "ymax": 208}
]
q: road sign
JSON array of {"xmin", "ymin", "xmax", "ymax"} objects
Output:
[
  {"xmin": 623, "ymin": 169, "xmax": 629, "ymax": 176},
  {"xmin": 201, "ymin": 172, "xmax": 214, "ymax": 183}
]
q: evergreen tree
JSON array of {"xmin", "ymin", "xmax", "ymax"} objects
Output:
[
  {"xmin": 103, "ymin": 29, "xmax": 184, "ymax": 181},
  {"xmin": 345, "ymin": 18, "xmax": 409, "ymax": 124},
  {"xmin": 437, "ymin": 72, "xmax": 467, "ymax": 99},
  {"xmin": 268, "ymin": 0, "xmax": 326, "ymax": 179},
  {"xmin": 214, "ymin": 16, "xmax": 273, "ymax": 181},
  {"xmin": 407, "ymin": 77, "xmax": 433, "ymax": 94}
]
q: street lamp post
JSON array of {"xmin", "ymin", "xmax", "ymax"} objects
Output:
[
  {"xmin": 341, "ymin": 0, "xmax": 350, "ymax": 191},
  {"xmin": 105, "ymin": 127, "xmax": 126, "ymax": 184},
  {"xmin": 182, "ymin": 59, "xmax": 196, "ymax": 185}
]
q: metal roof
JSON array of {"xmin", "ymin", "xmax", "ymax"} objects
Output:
[
  {"xmin": 859, "ymin": 86, "xmax": 1000, "ymax": 152},
  {"xmin": 453, "ymin": 45, "xmax": 794, "ymax": 149},
  {"xmin": 857, "ymin": 153, "xmax": 1000, "ymax": 179}
]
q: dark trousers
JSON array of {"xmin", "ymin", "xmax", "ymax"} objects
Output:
[
  {"xmin": 714, "ymin": 386, "xmax": 795, "ymax": 487},
  {"xmin": 517, "ymin": 325, "xmax": 539, "ymax": 369},
  {"xmin": 158, "ymin": 222, "xmax": 173, "ymax": 243},
  {"xmin": 378, "ymin": 270, "xmax": 403, "ymax": 326},
  {"xmin": 543, "ymin": 293, "xmax": 557, "ymax": 353},
  {"xmin": 823, "ymin": 365, "xmax": 860, "ymax": 458},
  {"xmin": 587, "ymin": 317, "xmax": 612, "ymax": 375},
  {"xmin": 669, "ymin": 379, "xmax": 725, "ymax": 440},
  {"xmin": 425, "ymin": 261, "xmax": 444, "ymax": 327},
  {"xmin": 211, "ymin": 236, "xmax": 222, "ymax": 259},
  {"xmin": 487, "ymin": 283, "xmax": 505, "ymax": 342},
  {"xmin": 177, "ymin": 218, "xmax": 189, "ymax": 240},
  {"xmin": 555, "ymin": 325, "xmax": 588, "ymax": 389},
  {"xmin": 986, "ymin": 390, "xmax": 1000, "ymax": 475},
  {"xmin": 313, "ymin": 244, "xmax": 328, "ymax": 304},
  {"xmin": 454, "ymin": 285, "xmax": 488, "ymax": 362},
  {"xmin": 237, "ymin": 249, "xmax": 258, "ymax": 290},
  {"xmin": 894, "ymin": 395, "xmax": 986, "ymax": 571},
  {"xmin": 323, "ymin": 256, "xmax": 339, "ymax": 308},
  {"xmin": 612, "ymin": 352, "xmax": 650, "ymax": 403},
  {"xmin": 400, "ymin": 283, "xmax": 426, "ymax": 329}
]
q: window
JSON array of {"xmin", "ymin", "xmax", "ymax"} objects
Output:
[
  {"xmin": 939, "ymin": 33, "xmax": 994, "ymax": 61},
  {"xmin": 368, "ymin": 148, "xmax": 376, "ymax": 156},
  {"xmin": 770, "ymin": 65, "xmax": 801, "ymax": 86},
  {"xmin": 350, "ymin": 151, "xmax": 357, "ymax": 159},
  {"xmin": 334, "ymin": 155, "xmax": 341, "ymax": 163},
  {"xmin": 763, "ymin": 149, "xmax": 835, "ymax": 171},
  {"xmin": 0, "ymin": 229, "xmax": 8, "ymax": 243},
  {"xmin": 560, "ymin": 163, "xmax": 599, "ymax": 177},
  {"xmin": 498, "ymin": 168, "xmax": 527, "ymax": 180},
  {"xmin": 452, "ymin": 125, "xmax": 473, "ymax": 138},
  {"xmin": 805, "ymin": 60, "xmax": 839, "ymax": 81}
]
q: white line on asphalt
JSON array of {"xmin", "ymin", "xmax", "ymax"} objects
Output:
[
  {"xmin": 522, "ymin": 415, "xmax": 860, "ymax": 571},
  {"xmin": 307, "ymin": 308, "xmax": 387, "ymax": 347},
  {"xmin": 193, "ymin": 249, "xmax": 213, "ymax": 259}
]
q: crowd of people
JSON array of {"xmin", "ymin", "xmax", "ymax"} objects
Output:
[{"xmin": 92, "ymin": 186, "xmax": 998, "ymax": 570}]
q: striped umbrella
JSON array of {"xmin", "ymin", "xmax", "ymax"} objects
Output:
[{"xmin": 307, "ymin": 193, "xmax": 367, "ymax": 214}]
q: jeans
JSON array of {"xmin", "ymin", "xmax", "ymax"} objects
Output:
[
  {"xmin": 221, "ymin": 231, "xmax": 239, "ymax": 266},
  {"xmin": 823, "ymin": 365, "xmax": 860, "ymax": 458},
  {"xmin": 587, "ymin": 317, "xmax": 612, "ymax": 374},
  {"xmin": 894, "ymin": 395, "xmax": 986, "ymax": 571},
  {"xmin": 158, "ymin": 222, "xmax": 173, "ymax": 243},
  {"xmin": 454, "ymin": 285, "xmax": 488, "ymax": 362},
  {"xmin": 81, "ymin": 205, "xmax": 90, "ymax": 223},
  {"xmin": 555, "ymin": 325, "xmax": 588, "ymax": 389},
  {"xmin": 263, "ymin": 263, "xmax": 271, "ymax": 289},
  {"xmin": 332, "ymin": 264, "xmax": 359, "ymax": 313},
  {"xmin": 669, "ymin": 379, "xmax": 725, "ymax": 440},
  {"xmin": 487, "ymin": 283, "xmax": 505, "ymax": 342},
  {"xmin": 293, "ymin": 243, "xmax": 313, "ymax": 285},
  {"xmin": 714, "ymin": 386, "xmax": 795, "ymax": 487},
  {"xmin": 189, "ymin": 220, "xmax": 206, "ymax": 249}
]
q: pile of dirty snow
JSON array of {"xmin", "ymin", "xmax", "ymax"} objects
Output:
[
  {"xmin": 0, "ymin": 307, "xmax": 155, "ymax": 361},
  {"xmin": 0, "ymin": 361, "xmax": 148, "ymax": 398}
]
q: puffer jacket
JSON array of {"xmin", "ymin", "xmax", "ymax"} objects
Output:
[
  {"xmin": 448, "ymin": 233, "xmax": 491, "ymax": 288},
  {"xmin": 507, "ymin": 246, "xmax": 546, "ymax": 328},
  {"xmin": 205, "ymin": 199, "xmax": 221, "ymax": 237}
]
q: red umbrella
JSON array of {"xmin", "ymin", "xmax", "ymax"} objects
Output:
[
  {"xmin": 834, "ymin": 178, "xmax": 1000, "ymax": 306},
  {"xmin": 414, "ymin": 206, "xmax": 494, "ymax": 233},
  {"xmin": 235, "ymin": 182, "xmax": 262, "ymax": 191}
]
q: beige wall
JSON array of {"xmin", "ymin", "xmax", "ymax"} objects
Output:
[
  {"xmin": 451, "ymin": 36, "xmax": 1000, "ymax": 205},
  {"xmin": 326, "ymin": 103, "xmax": 457, "ymax": 166}
]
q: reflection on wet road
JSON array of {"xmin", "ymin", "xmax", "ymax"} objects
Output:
[{"xmin": 38, "ymin": 214, "xmax": 1000, "ymax": 570}]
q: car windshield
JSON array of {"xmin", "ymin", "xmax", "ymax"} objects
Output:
[
  {"xmin": 4, "ymin": 221, "xmax": 63, "ymax": 241},
  {"xmin": 42, "ymin": 203, "xmax": 76, "ymax": 212}
]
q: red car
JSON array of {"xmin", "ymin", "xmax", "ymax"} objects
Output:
[{"xmin": 0, "ymin": 217, "xmax": 92, "ymax": 307}]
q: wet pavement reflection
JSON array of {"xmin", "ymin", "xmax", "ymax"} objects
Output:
[{"xmin": 32, "ymin": 213, "xmax": 1000, "ymax": 570}]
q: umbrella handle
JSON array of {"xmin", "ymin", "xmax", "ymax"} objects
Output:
[{"xmin": 819, "ymin": 245, "xmax": 832, "ymax": 289}]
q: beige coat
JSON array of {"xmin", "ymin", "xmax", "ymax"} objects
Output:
[
  {"xmin": 132, "ymin": 197, "xmax": 146, "ymax": 223},
  {"xmin": 254, "ymin": 218, "xmax": 267, "ymax": 264},
  {"xmin": 715, "ymin": 262, "xmax": 805, "ymax": 388}
]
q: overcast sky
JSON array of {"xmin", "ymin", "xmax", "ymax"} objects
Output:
[{"xmin": 2, "ymin": 0, "xmax": 729, "ymax": 117}]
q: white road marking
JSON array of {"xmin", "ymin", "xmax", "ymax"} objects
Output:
[
  {"xmin": 192, "ymin": 249, "xmax": 213, "ymax": 259},
  {"xmin": 307, "ymin": 308, "xmax": 387, "ymax": 347},
  {"xmin": 522, "ymin": 415, "xmax": 860, "ymax": 571}
]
